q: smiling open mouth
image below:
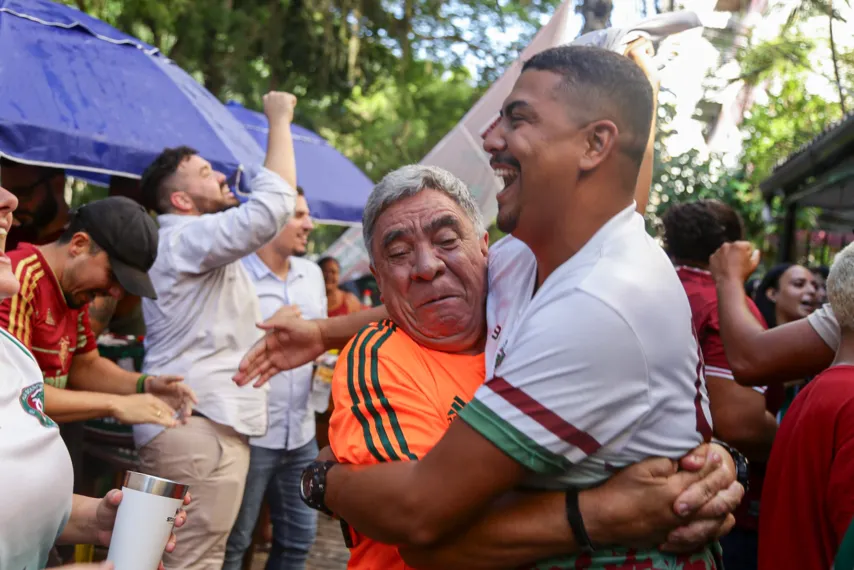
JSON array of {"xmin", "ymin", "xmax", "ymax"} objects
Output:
[{"xmin": 493, "ymin": 168, "xmax": 519, "ymax": 189}]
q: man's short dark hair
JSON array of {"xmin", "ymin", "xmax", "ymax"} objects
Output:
[
  {"xmin": 57, "ymin": 215, "xmax": 101, "ymax": 252},
  {"xmin": 662, "ymin": 200, "xmax": 745, "ymax": 264},
  {"xmin": 521, "ymin": 45, "xmax": 653, "ymax": 166},
  {"xmin": 140, "ymin": 146, "xmax": 198, "ymax": 214}
]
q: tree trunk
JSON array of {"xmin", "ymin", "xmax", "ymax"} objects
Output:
[
  {"xmin": 576, "ymin": 0, "xmax": 613, "ymax": 35},
  {"xmin": 348, "ymin": 2, "xmax": 362, "ymax": 85},
  {"xmin": 828, "ymin": 0, "xmax": 847, "ymax": 113}
]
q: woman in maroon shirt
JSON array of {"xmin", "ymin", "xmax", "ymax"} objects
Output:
[{"xmin": 662, "ymin": 200, "xmax": 778, "ymax": 570}]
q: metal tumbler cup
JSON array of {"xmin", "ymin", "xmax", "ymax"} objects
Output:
[{"xmin": 106, "ymin": 471, "xmax": 189, "ymax": 570}]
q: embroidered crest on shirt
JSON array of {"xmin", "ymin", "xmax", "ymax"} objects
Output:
[
  {"xmin": 58, "ymin": 336, "xmax": 71, "ymax": 369},
  {"xmin": 45, "ymin": 308, "xmax": 56, "ymax": 326},
  {"xmin": 495, "ymin": 347, "xmax": 506, "ymax": 369},
  {"xmin": 19, "ymin": 383, "xmax": 58, "ymax": 428}
]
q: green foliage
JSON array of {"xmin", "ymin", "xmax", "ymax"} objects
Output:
[
  {"xmin": 740, "ymin": 76, "xmax": 845, "ymax": 184},
  {"xmin": 306, "ymin": 223, "xmax": 350, "ymax": 257},
  {"xmin": 648, "ymin": 102, "xmax": 766, "ymax": 242},
  {"xmin": 67, "ymin": 0, "xmax": 560, "ymax": 108},
  {"xmin": 487, "ymin": 222, "xmax": 507, "ymax": 246},
  {"xmin": 305, "ymin": 62, "xmax": 483, "ymax": 180},
  {"xmin": 650, "ymin": 57, "xmax": 847, "ymax": 259},
  {"xmin": 737, "ymin": 35, "xmax": 814, "ymax": 86}
]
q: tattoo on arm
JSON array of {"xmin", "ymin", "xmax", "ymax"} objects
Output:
[{"xmin": 89, "ymin": 296, "xmax": 119, "ymax": 336}]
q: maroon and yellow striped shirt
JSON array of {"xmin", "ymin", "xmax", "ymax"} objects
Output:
[{"xmin": 0, "ymin": 244, "xmax": 97, "ymax": 388}]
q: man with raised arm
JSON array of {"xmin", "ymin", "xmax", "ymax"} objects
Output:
[{"xmin": 134, "ymin": 92, "xmax": 299, "ymax": 570}]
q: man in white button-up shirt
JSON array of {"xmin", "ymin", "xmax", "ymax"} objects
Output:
[
  {"xmin": 134, "ymin": 92, "xmax": 299, "ymax": 570},
  {"xmin": 223, "ymin": 187, "xmax": 326, "ymax": 570}
]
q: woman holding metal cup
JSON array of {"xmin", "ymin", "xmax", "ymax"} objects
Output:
[{"xmin": 0, "ymin": 183, "xmax": 189, "ymax": 570}]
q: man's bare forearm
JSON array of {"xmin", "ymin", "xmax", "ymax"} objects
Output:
[
  {"xmin": 69, "ymin": 351, "xmax": 140, "ymax": 395},
  {"xmin": 325, "ymin": 431, "xmax": 527, "ymax": 547},
  {"xmin": 634, "ymin": 82, "xmax": 658, "ymax": 215},
  {"xmin": 716, "ymin": 275, "xmax": 833, "ymax": 384},
  {"xmin": 56, "ymin": 495, "xmax": 100, "ymax": 545},
  {"xmin": 265, "ymin": 117, "xmax": 296, "ymax": 189},
  {"xmin": 320, "ymin": 306, "xmax": 389, "ymax": 351},
  {"xmin": 400, "ymin": 491, "xmax": 576, "ymax": 570},
  {"xmin": 44, "ymin": 384, "xmax": 117, "ymax": 423}
]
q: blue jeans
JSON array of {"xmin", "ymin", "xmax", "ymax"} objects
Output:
[{"xmin": 223, "ymin": 440, "xmax": 319, "ymax": 570}]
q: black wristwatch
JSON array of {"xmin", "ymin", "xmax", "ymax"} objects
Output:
[
  {"xmin": 711, "ymin": 439, "xmax": 750, "ymax": 493},
  {"xmin": 300, "ymin": 460, "xmax": 337, "ymax": 515}
]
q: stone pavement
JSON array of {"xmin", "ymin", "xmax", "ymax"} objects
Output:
[{"xmin": 251, "ymin": 513, "xmax": 349, "ymax": 570}]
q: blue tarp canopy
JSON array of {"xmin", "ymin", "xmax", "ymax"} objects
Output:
[
  {"xmin": 227, "ymin": 102, "xmax": 373, "ymax": 224},
  {"xmin": 0, "ymin": 0, "xmax": 263, "ymax": 190}
]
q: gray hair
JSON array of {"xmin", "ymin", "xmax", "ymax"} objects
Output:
[
  {"xmin": 362, "ymin": 165, "xmax": 485, "ymax": 261},
  {"xmin": 828, "ymin": 241, "xmax": 854, "ymax": 332}
]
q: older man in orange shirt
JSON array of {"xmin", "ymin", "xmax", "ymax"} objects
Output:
[{"xmin": 322, "ymin": 162, "xmax": 740, "ymax": 570}]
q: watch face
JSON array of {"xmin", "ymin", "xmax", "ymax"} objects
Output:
[{"xmin": 300, "ymin": 467, "xmax": 314, "ymax": 502}]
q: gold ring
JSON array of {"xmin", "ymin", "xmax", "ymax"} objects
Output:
[{"xmin": 157, "ymin": 410, "xmax": 162, "ymax": 418}]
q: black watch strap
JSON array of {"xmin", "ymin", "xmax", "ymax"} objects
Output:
[
  {"xmin": 711, "ymin": 439, "xmax": 750, "ymax": 493},
  {"xmin": 566, "ymin": 488, "xmax": 596, "ymax": 553},
  {"xmin": 300, "ymin": 460, "xmax": 337, "ymax": 516}
]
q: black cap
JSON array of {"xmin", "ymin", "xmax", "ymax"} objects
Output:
[{"xmin": 71, "ymin": 196, "xmax": 159, "ymax": 299}]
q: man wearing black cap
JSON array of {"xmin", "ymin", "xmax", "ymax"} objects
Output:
[{"xmin": 0, "ymin": 196, "xmax": 196, "ymax": 428}]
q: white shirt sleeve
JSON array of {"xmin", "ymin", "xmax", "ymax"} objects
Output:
[
  {"xmin": 459, "ymin": 291, "xmax": 651, "ymax": 475},
  {"xmin": 171, "ymin": 167, "xmax": 296, "ymax": 274},
  {"xmin": 808, "ymin": 303, "xmax": 841, "ymax": 351}
]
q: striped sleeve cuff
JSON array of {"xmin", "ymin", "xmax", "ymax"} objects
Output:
[
  {"xmin": 458, "ymin": 399, "xmax": 571, "ymax": 474},
  {"xmin": 705, "ymin": 365, "xmax": 734, "ymax": 380},
  {"xmin": 705, "ymin": 365, "xmax": 766, "ymax": 393}
]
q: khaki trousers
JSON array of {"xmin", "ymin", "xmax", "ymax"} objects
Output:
[{"xmin": 138, "ymin": 416, "xmax": 250, "ymax": 570}]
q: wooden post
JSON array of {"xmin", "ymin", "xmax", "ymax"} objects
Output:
[{"xmin": 778, "ymin": 201, "xmax": 798, "ymax": 263}]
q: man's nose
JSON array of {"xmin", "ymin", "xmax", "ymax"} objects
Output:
[
  {"xmin": 411, "ymin": 246, "xmax": 444, "ymax": 281},
  {"xmin": 215, "ymin": 171, "xmax": 227, "ymax": 185},
  {"xmin": 482, "ymin": 121, "xmax": 507, "ymax": 155},
  {"xmin": 304, "ymin": 216, "xmax": 314, "ymax": 231},
  {"xmin": 0, "ymin": 186, "xmax": 18, "ymax": 213}
]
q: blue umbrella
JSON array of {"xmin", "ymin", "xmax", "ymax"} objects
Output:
[
  {"xmin": 0, "ymin": 0, "xmax": 263, "ymax": 190},
  {"xmin": 227, "ymin": 101, "xmax": 373, "ymax": 224}
]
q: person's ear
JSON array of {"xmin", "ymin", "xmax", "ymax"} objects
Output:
[
  {"xmin": 578, "ymin": 120, "xmax": 619, "ymax": 172},
  {"xmin": 765, "ymin": 288, "xmax": 778, "ymax": 303},
  {"xmin": 170, "ymin": 191, "xmax": 195, "ymax": 213},
  {"xmin": 68, "ymin": 232, "xmax": 91, "ymax": 258}
]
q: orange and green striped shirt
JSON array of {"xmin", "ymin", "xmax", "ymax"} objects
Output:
[{"xmin": 329, "ymin": 319, "xmax": 485, "ymax": 570}]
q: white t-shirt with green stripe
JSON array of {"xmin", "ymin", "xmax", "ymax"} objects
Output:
[
  {"xmin": 460, "ymin": 204, "xmax": 713, "ymax": 489},
  {"xmin": 0, "ymin": 327, "xmax": 73, "ymax": 569}
]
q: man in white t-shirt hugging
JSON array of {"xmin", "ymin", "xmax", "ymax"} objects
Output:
[{"xmin": 287, "ymin": 46, "xmax": 728, "ymax": 569}]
